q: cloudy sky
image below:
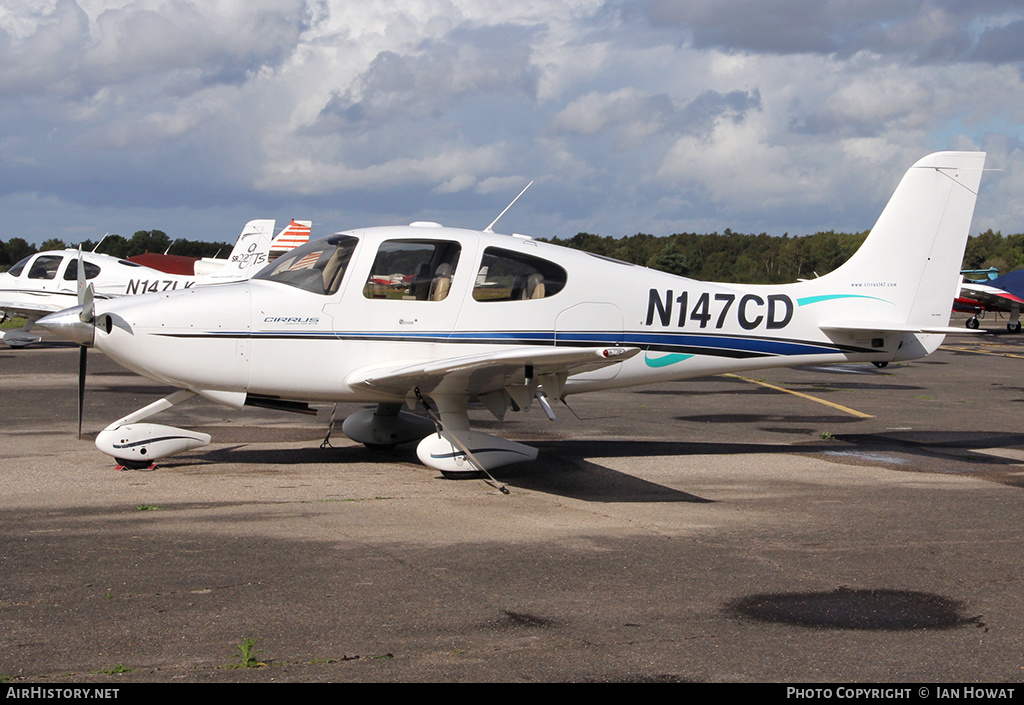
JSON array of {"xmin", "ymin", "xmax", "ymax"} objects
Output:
[{"xmin": 2, "ymin": 0, "xmax": 1024, "ymax": 246}]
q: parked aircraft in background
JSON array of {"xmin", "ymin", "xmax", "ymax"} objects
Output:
[
  {"xmin": 130, "ymin": 220, "xmax": 312, "ymax": 276},
  {"xmin": 0, "ymin": 220, "xmax": 275, "ymax": 347},
  {"xmin": 269, "ymin": 220, "xmax": 313, "ymax": 259},
  {"xmin": 36, "ymin": 153, "xmax": 986, "ymax": 487},
  {"xmin": 955, "ymin": 269, "xmax": 1024, "ymax": 332},
  {"xmin": 192, "ymin": 220, "xmax": 311, "ymax": 276}
]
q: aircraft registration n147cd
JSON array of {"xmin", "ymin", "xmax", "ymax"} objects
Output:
[{"xmin": 36, "ymin": 152, "xmax": 986, "ymax": 485}]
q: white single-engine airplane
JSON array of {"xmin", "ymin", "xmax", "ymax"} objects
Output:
[
  {"xmin": 37, "ymin": 152, "xmax": 985, "ymax": 484},
  {"xmin": 1, "ymin": 220, "xmax": 276, "ymax": 347}
]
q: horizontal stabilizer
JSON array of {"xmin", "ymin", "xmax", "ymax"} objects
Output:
[{"xmin": 821, "ymin": 322, "xmax": 978, "ymax": 335}]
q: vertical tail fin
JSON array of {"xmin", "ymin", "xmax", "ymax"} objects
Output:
[
  {"xmin": 806, "ymin": 152, "xmax": 985, "ymax": 332},
  {"xmin": 201, "ymin": 219, "xmax": 275, "ymax": 283},
  {"xmin": 269, "ymin": 220, "xmax": 312, "ymax": 259}
]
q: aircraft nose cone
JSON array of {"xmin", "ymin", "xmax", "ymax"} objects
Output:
[{"xmin": 35, "ymin": 306, "xmax": 95, "ymax": 347}]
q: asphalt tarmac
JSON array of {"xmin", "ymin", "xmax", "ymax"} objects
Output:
[{"xmin": 1, "ymin": 313, "xmax": 1023, "ymax": 683}]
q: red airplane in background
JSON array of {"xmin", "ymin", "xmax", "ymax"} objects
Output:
[{"xmin": 955, "ymin": 269, "xmax": 1024, "ymax": 332}]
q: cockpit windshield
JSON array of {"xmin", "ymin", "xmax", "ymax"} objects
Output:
[{"xmin": 253, "ymin": 235, "xmax": 358, "ymax": 295}]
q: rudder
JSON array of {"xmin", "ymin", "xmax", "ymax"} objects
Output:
[{"xmin": 810, "ymin": 151, "xmax": 985, "ymax": 329}]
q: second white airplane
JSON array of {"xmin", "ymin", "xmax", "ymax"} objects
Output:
[
  {"xmin": 1, "ymin": 220, "xmax": 276, "ymax": 347},
  {"xmin": 37, "ymin": 152, "xmax": 986, "ymax": 483}
]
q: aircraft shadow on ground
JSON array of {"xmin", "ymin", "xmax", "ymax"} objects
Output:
[
  {"xmin": 159, "ymin": 426, "xmax": 1024, "ymax": 501},
  {"xmin": 173, "ymin": 441, "xmax": 711, "ymax": 504}
]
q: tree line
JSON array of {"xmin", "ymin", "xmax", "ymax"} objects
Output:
[
  {"xmin": 0, "ymin": 230, "xmax": 232, "ymax": 270},
  {"xmin": 1, "ymin": 227, "xmax": 1021, "ymax": 283},
  {"xmin": 542, "ymin": 228, "xmax": 1022, "ymax": 282},
  {"xmin": 542, "ymin": 229, "xmax": 869, "ymax": 283}
]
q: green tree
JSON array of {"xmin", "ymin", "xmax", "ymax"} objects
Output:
[
  {"xmin": 962, "ymin": 229, "xmax": 1003, "ymax": 270},
  {"xmin": 93, "ymin": 234, "xmax": 129, "ymax": 258},
  {"xmin": 38, "ymin": 238, "xmax": 68, "ymax": 252},
  {"xmin": 651, "ymin": 243, "xmax": 690, "ymax": 276},
  {"xmin": 3, "ymin": 238, "xmax": 35, "ymax": 266},
  {"xmin": 127, "ymin": 230, "xmax": 172, "ymax": 256}
]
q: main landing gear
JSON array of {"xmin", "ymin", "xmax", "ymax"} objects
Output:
[
  {"xmin": 964, "ymin": 316, "xmax": 1022, "ymax": 333},
  {"xmin": 340, "ymin": 394, "xmax": 541, "ymax": 492}
]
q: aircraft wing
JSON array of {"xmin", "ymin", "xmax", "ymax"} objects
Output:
[
  {"xmin": 957, "ymin": 281, "xmax": 1024, "ymax": 312},
  {"xmin": 345, "ymin": 345, "xmax": 640, "ymax": 401},
  {"xmin": 0, "ymin": 297, "xmax": 67, "ymax": 322}
]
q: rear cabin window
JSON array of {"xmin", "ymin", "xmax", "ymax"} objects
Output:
[
  {"xmin": 472, "ymin": 247, "xmax": 567, "ymax": 302},
  {"xmin": 62, "ymin": 259, "xmax": 102, "ymax": 280},
  {"xmin": 363, "ymin": 240, "xmax": 461, "ymax": 301}
]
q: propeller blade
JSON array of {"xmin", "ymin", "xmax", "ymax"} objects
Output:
[
  {"xmin": 78, "ymin": 344, "xmax": 87, "ymax": 439},
  {"xmin": 80, "ymin": 283, "xmax": 95, "ymax": 324},
  {"xmin": 76, "ymin": 247, "xmax": 97, "ymax": 324},
  {"xmin": 77, "ymin": 246, "xmax": 86, "ymax": 307}
]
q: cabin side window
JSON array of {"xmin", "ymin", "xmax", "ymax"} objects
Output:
[
  {"xmin": 62, "ymin": 260, "xmax": 102, "ymax": 280},
  {"xmin": 472, "ymin": 247, "xmax": 567, "ymax": 302},
  {"xmin": 362, "ymin": 240, "xmax": 461, "ymax": 301},
  {"xmin": 252, "ymin": 235, "xmax": 359, "ymax": 295},
  {"xmin": 27, "ymin": 255, "xmax": 63, "ymax": 280}
]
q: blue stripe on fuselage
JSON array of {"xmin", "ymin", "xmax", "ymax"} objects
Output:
[{"xmin": 165, "ymin": 328, "xmax": 856, "ymax": 358}]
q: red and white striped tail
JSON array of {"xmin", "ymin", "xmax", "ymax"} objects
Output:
[{"xmin": 269, "ymin": 220, "xmax": 312, "ymax": 258}]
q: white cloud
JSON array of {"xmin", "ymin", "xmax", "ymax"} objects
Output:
[{"xmin": 2, "ymin": 0, "xmax": 1024, "ymax": 245}]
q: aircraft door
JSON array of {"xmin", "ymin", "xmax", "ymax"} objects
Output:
[
  {"xmin": 22, "ymin": 254, "xmax": 70, "ymax": 297},
  {"xmin": 337, "ymin": 237, "xmax": 471, "ymax": 343},
  {"xmin": 556, "ymin": 303, "xmax": 624, "ymax": 381}
]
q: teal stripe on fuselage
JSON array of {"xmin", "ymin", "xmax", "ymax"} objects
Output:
[
  {"xmin": 797, "ymin": 293, "xmax": 893, "ymax": 306},
  {"xmin": 644, "ymin": 352, "xmax": 694, "ymax": 367}
]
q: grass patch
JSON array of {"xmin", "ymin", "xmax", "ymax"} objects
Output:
[
  {"xmin": 96, "ymin": 664, "xmax": 132, "ymax": 675},
  {"xmin": 229, "ymin": 637, "xmax": 265, "ymax": 669}
]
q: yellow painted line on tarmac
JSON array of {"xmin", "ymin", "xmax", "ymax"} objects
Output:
[
  {"xmin": 942, "ymin": 345, "xmax": 1024, "ymax": 359},
  {"xmin": 722, "ymin": 373, "xmax": 874, "ymax": 418}
]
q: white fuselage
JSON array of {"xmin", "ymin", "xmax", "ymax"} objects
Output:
[{"xmin": 88, "ymin": 224, "xmax": 908, "ymax": 404}]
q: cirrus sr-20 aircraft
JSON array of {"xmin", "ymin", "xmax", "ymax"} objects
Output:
[{"xmin": 37, "ymin": 152, "xmax": 986, "ymax": 485}]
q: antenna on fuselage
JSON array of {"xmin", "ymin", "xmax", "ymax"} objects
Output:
[
  {"xmin": 91, "ymin": 233, "xmax": 109, "ymax": 252},
  {"xmin": 484, "ymin": 180, "xmax": 533, "ymax": 234}
]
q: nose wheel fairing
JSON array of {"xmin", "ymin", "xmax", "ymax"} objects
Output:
[{"xmin": 94, "ymin": 390, "xmax": 211, "ymax": 468}]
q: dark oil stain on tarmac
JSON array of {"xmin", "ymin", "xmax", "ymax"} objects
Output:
[
  {"xmin": 725, "ymin": 587, "xmax": 983, "ymax": 631},
  {"xmin": 498, "ymin": 610, "xmax": 555, "ymax": 629}
]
